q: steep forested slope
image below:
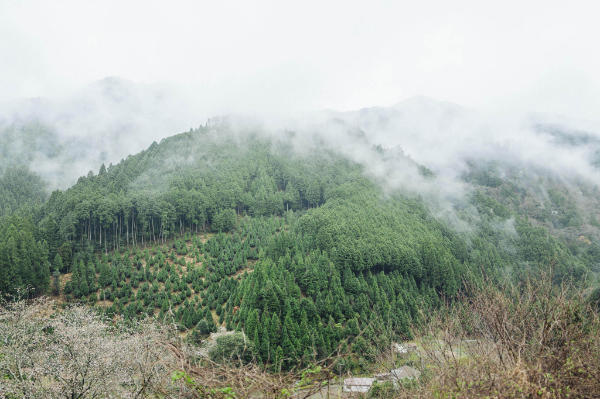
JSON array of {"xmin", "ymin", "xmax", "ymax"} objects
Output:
[
  {"xmin": 0, "ymin": 167, "xmax": 47, "ymax": 218},
  {"xmin": 0, "ymin": 77, "xmax": 198, "ymax": 189},
  {"xmin": 1, "ymin": 119, "xmax": 599, "ymax": 371},
  {"xmin": 25, "ymin": 125, "xmax": 472, "ymax": 369}
]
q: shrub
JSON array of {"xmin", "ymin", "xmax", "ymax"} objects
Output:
[
  {"xmin": 212, "ymin": 209, "xmax": 237, "ymax": 233},
  {"xmin": 208, "ymin": 332, "xmax": 254, "ymax": 365},
  {"xmin": 410, "ymin": 274, "xmax": 600, "ymax": 398}
]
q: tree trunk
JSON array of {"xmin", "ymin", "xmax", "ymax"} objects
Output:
[{"xmin": 152, "ymin": 218, "xmax": 155, "ymax": 243}]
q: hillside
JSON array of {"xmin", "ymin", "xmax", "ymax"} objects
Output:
[
  {"xmin": 4, "ymin": 1, "xmax": 600, "ymax": 395},
  {"xmin": 0, "ymin": 77, "xmax": 198, "ymax": 188},
  {"xmin": 1, "ymin": 115, "xmax": 599, "ymax": 376},
  {"xmin": 28, "ymin": 125, "xmax": 472, "ymax": 370}
]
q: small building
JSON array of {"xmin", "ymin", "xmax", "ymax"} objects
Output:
[
  {"xmin": 390, "ymin": 366, "xmax": 420, "ymax": 381},
  {"xmin": 343, "ymin": 366, "xmax": 421, "ymax": 393},
  {"xmin": 343, "ymin": 377, "xmax": 376, "ymax": 393}
]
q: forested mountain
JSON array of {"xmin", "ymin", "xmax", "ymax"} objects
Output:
[
  {"xmin": 0, "ymin": 77, "xmax": 199, "ymax": 188},
  {"xmin": 0, "ymin": 167, "xmax": 47, "ymax": 218},
  {"xmin": 1, "ymin": 111, "xmax": 599, "ymax": 373}
]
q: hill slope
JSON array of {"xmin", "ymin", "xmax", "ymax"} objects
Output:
[{"xmin": 1, "ymin": 108, "xmax": 599, "ymax": 371}]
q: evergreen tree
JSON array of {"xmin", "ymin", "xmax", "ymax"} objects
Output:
[
  {"xmin": 245, "ymin": 309, "xmax": 259, "ymax": 343},
  {"xmin": 52, "ymin": 264, "xmax": 60, "ymax": 296},
  {"xmin": 273, "ymin": 345, "xmax": 284, "ymax": 372}
]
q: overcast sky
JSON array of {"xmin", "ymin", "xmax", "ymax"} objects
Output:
[{"xmin": 1, "ymin": 0, "xmax": 599, "ymax": 119}]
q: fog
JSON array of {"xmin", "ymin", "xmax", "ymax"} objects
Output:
[
  {"xmin": 1, "ymin": 0, "xmax": 600, "ymax": 198},
  {"xmin": 2, "ymin": 0, "xmax": 600, "ymax": 117},
  {"xmin": 0, "ymin": 77, "xmax": 202, "ymax": 187},
  {"xmin": 276, "ymin": 97, "xmax": 600, "ymax": 231}
]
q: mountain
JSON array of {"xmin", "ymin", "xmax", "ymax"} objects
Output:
[
  {"xmin": 1, "ymin": 96, "xmax": 599, "ymax": 374},
  {"xmin": 0, "ymin": 77, "xmax": 200, "ymax": 188}
]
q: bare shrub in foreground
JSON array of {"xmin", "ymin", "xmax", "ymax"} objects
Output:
[
  {"xmin": 0, "ymin": 298, "xmax": 178, "ymax": 398},
  {"xmin": 387, "ymin": 275, "xmax": 600, "ymax": 399},
  {"xmin": 0, "ymin": 298, "xmax": 347, "ymax": 399},
  {"xmin": 3, "ymin": 275, "xmax": 598, "ymax": 399},
  {"xmin": 171, "ymin": 335, "xmax": 355, "ymax": 399}
]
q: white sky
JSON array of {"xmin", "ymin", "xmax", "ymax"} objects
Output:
[{"xmin": 1, "ymin": 0, "xmax": 600, "ymax": 119}]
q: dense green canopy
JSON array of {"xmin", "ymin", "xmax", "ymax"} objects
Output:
[{"xmin": 0, "ymin": 124, "xmax": 598, "ymax": 370}]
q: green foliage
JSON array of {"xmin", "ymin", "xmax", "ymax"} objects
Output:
[
  {"xmin": 1, "ymin": 123, "xmax": 598, "ymax": 373},
  {"xmin": 171, "ymin": 370, "xmax": 237, "ymax": 398},
  {"xmin": 472, "ymin": 191, "xmax": 511, "ymax": 219},
  {"xmin": 208, "ymin": 333, "xmax": 255, "ymax": 365},
  {"xmin": 0, "ymin": 216, "xmax": 50, "ymax": 297},
  {"xmin": 296, "ymin": 186, "xmax": 464, "ymax": 296},
  {"xmin": 0, "ymin": 167, "xmax": 46, "ymax": 218},
  {"xmin": 212, "ymin": 209, "xmax": 237, "ymax": 232},
  {"xmin": 368, "ymin": 381, "xmax": 397, "ymax": 398}
]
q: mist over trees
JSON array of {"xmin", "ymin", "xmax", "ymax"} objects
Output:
[
  {"xmin": 2, "ymin": 0, "xmax": 600, "ymax": 395},
  {"xmin": 0, "ymin": 77, "xmax": 201, "ymax": 189},
  {"xmin": 0, "ymin": 115, "xmax": 598, "ymax": 378}
]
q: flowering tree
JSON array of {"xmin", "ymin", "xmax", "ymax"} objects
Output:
[{"xmin": 0, "ymin": 298, "xmax": 178, "ymax": 398}]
